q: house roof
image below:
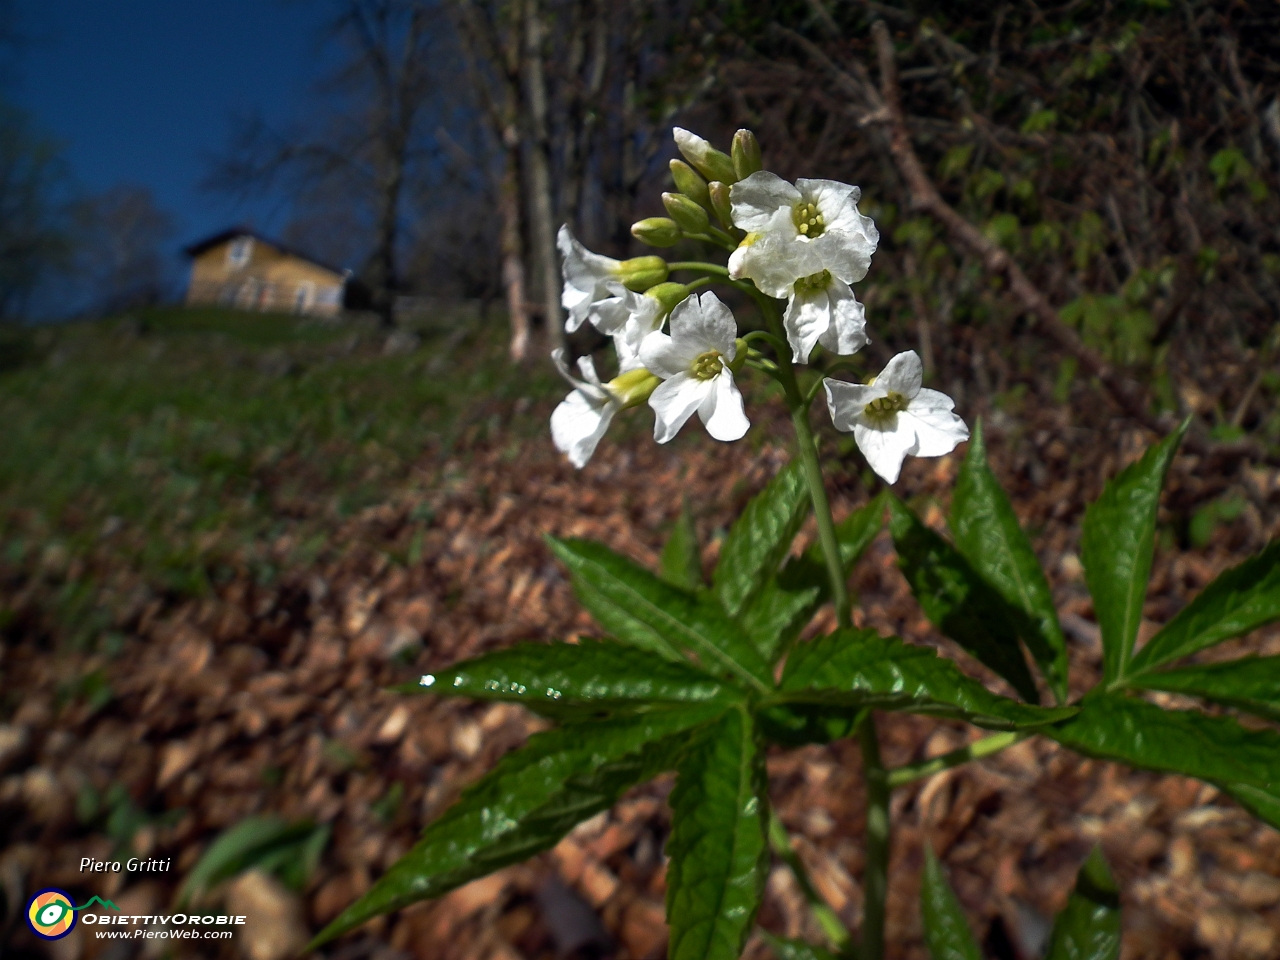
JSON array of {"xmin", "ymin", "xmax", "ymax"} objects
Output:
[{"xmin": 183, "ymin": 227, "xmax": 350, "ymax": 278}]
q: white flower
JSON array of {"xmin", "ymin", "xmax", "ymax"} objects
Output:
[
  {"xmin": 639, "ymin": 291, "xmax": 749, "ymax": 443},
  {"xmin": 558, "ymin": 225, "xmax": 622, "ymax": 333},
  {"xmin": 550, "ymin": 349, "xmax": 621, "ymax": 468},
  {"xmin": 728, "ymin": 172, "xmax": 879, "ymax": 298},
  {"xmin": 588, "ymin": 283, "xmax": 665, "ymax": 372},
  {"xmin": 783, "ymin": 269, "xmax": 869, "ymax": 364},
  {"xmin": 824, "ymin": 351, "xmax": 968, "ymax": 484}
]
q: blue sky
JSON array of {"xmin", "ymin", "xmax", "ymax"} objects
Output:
[{"xmin": 12, "ymin": 0, "xmax": 341, "ymax": 248}]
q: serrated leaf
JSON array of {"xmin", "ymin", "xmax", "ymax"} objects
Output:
[
  {"xmin": 920, "ymin": 845, "xmax": 983, "ymax": 960},
  {"xmin": 311, "ymin": 705, "xmax": 723, "ymax": 948},
  {"xmin": 1045, "ymin": 692, "xmax": 1280, "ymax": 791},
  {"xmin": 410, "ymin": 639, "xmax": 740, "ymax": 719},
  {"xmin": 662, "ymin": 497, "xmax": 704, "ymax": 590},
  {"xmin": 1081, "ymin": 420, "xmax": 1188, "ymax": 682},
  {"xmin": 759, "ymin": 932, "xmax": 838, "ymax": 960},
  {"xmin": 888, "ymin": 497, "xmax": 1041, "ymax": 703},
  {"xmin": 951, "ymin": 419, "xmax": 1068, "ymax": 702},
  {"xmin": 1129, "ymin": 541, "xmax": 1280, "ymax": 674},
  {"xmin": 666, "ymin": 707, "xmax": 769, "ymax": 960},
  {"xmin": 1044, "ymin": 848, "xmax": 1121, "ymax": 960},
  {"xmin": 737, "ymin": 489, "xmax": 887, "ymax": 664},
  {"xmin": 1128, "ymin": 655, "xmax": 1280, "ymax": 722},
  {"xmin": 779, "ymin": 630, "xmax": 1075, "ymax": 730},
  {"xmin": 547, "ymin": 537, "xmax": 773, "ymax": 692},
  {"xmin": 714, "ymin": 460, "xmax": 809, "ymax": 617},
  {"xmin": 1217, "ymin": 781, "xmax": 1280, "ymax": 830}
]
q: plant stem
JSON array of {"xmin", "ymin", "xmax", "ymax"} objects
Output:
[
  {"xmin": 666, "ymin": 260, "xmax": 730, "ymax": 276},
  {"xmin": 858, "ymin": 717, "xmax": 890, "ymax": 960},
  {"xmin": 886, "ymin": 731, "xmax": 1025, "ymax": 788},
  {"xmin": 762, "ymin": 282, "xmax": 890, "ymax": 960},
  {"xmin": 768, "ymin": 809, "xmax": 854, "ymax": 956}
]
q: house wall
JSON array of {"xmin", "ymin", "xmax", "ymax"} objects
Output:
[{"xmin": 185, "ymin": 237, "xmax": 346, "ymax": 317}]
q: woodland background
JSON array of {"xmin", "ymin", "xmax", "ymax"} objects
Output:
[{"xmin": 3, "ymin": 1, "xmax": 1280, "ymax": 959}]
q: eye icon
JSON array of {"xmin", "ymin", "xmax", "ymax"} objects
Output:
[{"xmin": 27, "ymin": 890, "xmax": 77, "ymax": 940}]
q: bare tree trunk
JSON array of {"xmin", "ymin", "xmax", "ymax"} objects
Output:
[
  {"xmin": 372, "ymin": 156, "xmax": 403, "ymax": 327},
  {"xmin": 500, "ymin": 145, "xmax": 530, "ymax": 361},
  {"xmin": 522, "ymin": 0, "xmax": 563, "ymax": 351}
]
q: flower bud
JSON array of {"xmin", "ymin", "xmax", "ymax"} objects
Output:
[
  {"xmin": 670, "ymin": 160, "xmax": 712, "ymax": 211},
  {"xmin": 607, "ymin": 367, "xmax": 660, "ymax": 409},
  {"xmin": 662, "ymin": 192, "xmax": 710, "ymax": 234},
  {"xmin": 615, "ymin": 255, "xmax": 669, "ymax": 291},
  {"xmin": 727, "ymin": 338, "xmax": 749, "ymax": 374},
  {"xmin": 708, "ymin": 181, "xmax": 733, "ymax": 229},
  {"xmin": 731, "ymin": 129, "xmax": 762, "ymax": 180},
  {"xmin": 673, "ymin": 127, "xmax": 738, "ymax": 185},
  {"xmin": 643, "ymin": 281, "xmax": 691, "ymax": 314},
  {"xmin": 631, "ymin": 217, "xmax": 682, "ymax": 249}
]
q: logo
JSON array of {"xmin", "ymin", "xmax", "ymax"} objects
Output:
[{"xmin": 27, "ymin": 889, "xmax": 77, "ymax": 940}]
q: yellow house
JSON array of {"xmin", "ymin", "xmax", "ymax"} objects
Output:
[{"xmin": 183, "ymin": 229, "xmax": 352, "ymax": 317}]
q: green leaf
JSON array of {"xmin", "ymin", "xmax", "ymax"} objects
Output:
[
  {"xmin": 409, "ymin": 639, "xmax": 741, "ymax": 719},
  {"xmin": 759, "ymin": 932, "xmax": 838, "ymax": 960},
  {"xmin": 1217, "ymin": 781, "xmax": 1280, "ymax": 830},
  {"xmin": 547, "ymin": 537, "xmax": 773, "ymax": 691},
  {"xmin": 662, "ymin": 497, "xmax": 704, "ymax": 590},
  {"xmin": 920, "ymin": 844, "xmax": 982, "ymax": 960},
  {"xmin": 1128, "ymin": 655, "xmax": 1280, "ymax": 722},
  {"xmin": 311, "ymin": 705, "xmax": 722, "ymax": 948},
  {"xmin": 1044, "ymin": 848, "xmax": 1121, "ymax": 960},
  {"xmin": 666, "ymin": 707, "xmax": 769, "ymax": 960},
  {"xmin": 888, "ymin": 497, "xmax": 1041, "ymax": 703},
  {"xmin": 779, "ymin": 630, "xmax": 1075, "ymax": 730},
  {"xmin": 1045, "ymin": 692, "xmax": 1280, "ymax": 791},
  {"xmin": 737, "ymin": 489, "xmax": 887, "ymax": 664},
  {"xmin": 951, "ymin": 419, "xmax": 1068, "ymax": 702},
  {"xmin": 1081, "ymin": 421, "xmax": 1188, "ymax": 682},
  {"xmin": 1128, "ymin": 541, "xmax": 1280, "ymax": 674},
  {"xmin": 177, "ymin": 816, "xmax": 325, "ymax": 906},
  {"xmin": 714, "ymin": 460, "xmax": 809, "ymax": 618}
]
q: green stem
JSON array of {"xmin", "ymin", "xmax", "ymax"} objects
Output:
[
  {"xmin": 666, "ymin": 260, "xmax": 730, "ymax": 276},
  {"xmin": 858, "ymin": 717, "xmax": 890, "ymax": 960},
  {"xmin": 768, "ymin": 809, "xmax": 854, "ymax": 956},
  {"xmin": 886, "ymin": 731, "xmax": 1025, "ymax": 788},
  {"xmin": 761, "ymin": 283, "xmax": 889, "ymax": 960}
]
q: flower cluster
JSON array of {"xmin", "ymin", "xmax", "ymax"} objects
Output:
[{"xmin": 551, "ymin": 127, "xmax": 968, "ymax": 483}]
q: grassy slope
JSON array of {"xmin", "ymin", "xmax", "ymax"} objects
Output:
[{"xmin": 0, "ymin": 306, "xmax": 562, "ymax": 644}]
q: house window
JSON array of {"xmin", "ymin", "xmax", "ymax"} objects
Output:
[{"xmin": 227, "ymin": 236, "xmax": 254, "ymax": 269}]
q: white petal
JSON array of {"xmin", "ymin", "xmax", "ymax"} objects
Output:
[
  {"xmin": 730, "ymin": 230, "xmax": 821, "ymax": 298},
  {"xmin": 551, "ymin": 389, "xmax": 617, "ymax": 468},
  {"xmin": 876, "ymin": 351, "xmax": 923, "ymax": 399},
  {"xmin": 797, "ymin": 178, "xmax": 859, "ymax": 216},
  {"xmin": 558, "ymin": 225, "xmax": 621, "ymax": 332},
  {"xmin": 670, "ymin": 291, "xmax": 737, "ymax": 356},
  {"xmin": 589, "ymin": 293, "xmax": 631, "ymax": 335},
  {"xmin": 824, "ymin": 377, "xmax": 887, "ymax": 432},
  {"xmin": 816, "ymin": 280, "xmax": 868, "ymax": 356},
  {"xmin": 853, "ymin": 419, "xmax": 916, "ymax": 484},
  {"xmin": 904, "ymin": 389, "xmax": 969, "ymax": 457},
  {"xmin": 649, "ymin": 373, "xmax": 708, "ymax": 443},
  {"xmin": 783, "ymin": 287, "xmax": 832, "ymax": 364},
  {"xmin": 730, "ymin": 172, "xmax": 802, "ymax": 231},
  {"xmin": 698, "ymin": 371, "xmax": 750, "ymax": 441},
  {"xmin": 576, "ymin": 354, "xmax": 603, "ymax": 387},
  {"xmin": 640, "ymin": 330, "xmax": 697, "ymax": 379}
]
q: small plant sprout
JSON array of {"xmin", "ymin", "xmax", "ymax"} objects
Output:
[{"xmin": 312, "ymin": 128, "xmax": 1280, "ymax": 960}]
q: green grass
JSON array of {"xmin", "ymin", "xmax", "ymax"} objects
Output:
[{"xmin": 0, "ymin": 306, "xmax": 561, "ymax": 644}]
